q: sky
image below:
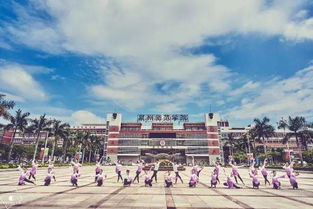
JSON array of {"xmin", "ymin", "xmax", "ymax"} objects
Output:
[{"xmin": 0, "ymin": 0, "xmax": 313, "ymax": 126}]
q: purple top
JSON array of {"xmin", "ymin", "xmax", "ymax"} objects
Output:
[
  {"xmin": 250, "ymin": 174, "xmax": 259, "ymax": 184},
  {"xmin": 165, "ymin": 175, "xmax": 172, "ymax": 183},
  {"xmin": 192, "ymin": 166, "xmax": 198, "ymax": 175},
  {"xmin": 19, "ymin": 174, "xmax": 26, "ymax": 184},
  {"xmin": 232, "ymin": 167, "xmax": 239, "ymax": 176},
  {"xmin": 45, "ymin": 174, "xmax": 52, "ymax": 182},
  {"xmin": 71, "ymin": 173, "xmax": 79, "ymax": 182},
  {"xmin": 289, "ymin": 174, "xmax": 297, "ymax": 185},
  {"xmin": 285, "ymin": 167, "xmax": 292, "ymax": 176},
  {"xmin": 95, "ymin": 165, "xmax": 101, "ymax": 173},
  {"xmin": 97, "ymin": 175, "xmax": 104, "ymax": 182},
  {"xmin": 190, "ymin": 174, "xmax": 199, "ymax": 184},
  {"xmin": 272, "ymin": 175, "xmax": 285, "ymax": 187},
  {"xmin": 145, "ymin": 175, "xmax": 151, "ymax": 181},
  {"xmin": 261, "ymin": 168, "xmax": 268, "ymax": 176},
  {"xmin": 73, "ymin": 163, "xmax": 81, "ymax": 173},
  {"xmin": 211, "ymin": 174, "xmax": 217, "ymax": 184},
  {"xmin": 226, "ymin": 177, "xmax": 235, "ymax": 189},
  {"xmin": 30, "ymin": 163, "xmax": 37, "ymax": 175}
]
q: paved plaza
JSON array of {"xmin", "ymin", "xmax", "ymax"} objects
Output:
[{"xmin": 0, "ymin": 166, "xmax": 313, "ymax": 209}]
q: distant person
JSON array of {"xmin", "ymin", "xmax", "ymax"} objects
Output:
[
  {"xmin": 151, "ymin": 160, "xmax": 160, "ymax": 183},
  {"xmin": 210, "ymin": 170, "xmax": 218, "ymax": 188},
  {"xmin": 249, "ymin": 169, "xmax": 260, "ymax": 189},
  {"xmin": 133, "ymin": 160, "xmax": 144, "ymax": 183},
  {"xmin": 96, "ymin": 169, "xmax": 106, "ymax": 186},
  {"xmin": 189, "ymin": 170, "xmax": 199, "ymax": 188},
  {"xmin": 223, "ymin": 174, "xmax": 240, "ymax": 189},
  {"xmin": 144, "ymin": 169, "xmax": 153, "ymax": 187},
  {"xmin": 272, "ymin": 171, "xmax": 285, "ymax": 189},
  {"xmin": 123, "ymin": 170, "xmax": 132, "ymax": 186},
  {"xmin": 173, "ymin": 161, "xmax": 183, "ymax": 184},
  {"xmin": 115, "ymin": 161, "xmax": 123, "ymax": 182},
  {"xmin": 95, "ymin": 161, "xmax": 102, "ymax": 182},
  {"xmin": 71, "ymin": 160, "xmax": 82, "ymax": 175},
  {"xmin": 164, "ymin": 171, "xmax": 174, "ymax": 187},
  {"xmin": 18, "ymin": 168, "xmax": 36, "ymax": 186},
  {"xmin": 229, "ymin": 161, "xmax": 245, "ymax": 185},
  {"xmin": 44, "ymin": 170, "xmax": 56, "ymax": 186},
  {"xmin": 289, "ymin": 171, "xmax": 299, "ymax": 189},
  {"xmin": 260, "ymin": 158, "xmax": 270, "ymax": 185},
  {"xmin": 213, "ymin": 161, "xmax": 222, "ymax": 184},
  {"xmin": 71, "ymin": 170, "xmax": 80, "ymax": 187},
  {"xmin": 48, "ymin": 160, "xmax": 55, "ymax": 173},
  {"xmin": 283, "ymin": 161, "xmax": 295, "ymax": 178},
  {"xmin": 29, "ymin": 160, "xmax": 38, "ymax": 181}
]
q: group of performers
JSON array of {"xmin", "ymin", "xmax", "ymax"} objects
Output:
[
  {"xmin": 17, "ymin": 160, "xmax": 56, "ymax": 186},
  {"xmin": 16, "ymin": 158, "xmax": 300, "ymax": 190}
]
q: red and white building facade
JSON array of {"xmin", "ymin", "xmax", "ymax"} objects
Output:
[
  {"xmin": 106, "ymin": 113, "xmax": 221, "ymax": 165},
  {"xmin": 1, "ymin": 112, "xmax": 308, "ymax": 163}
]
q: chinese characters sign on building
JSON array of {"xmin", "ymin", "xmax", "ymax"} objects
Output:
[{"xmin": 137, "ymin": 114, "xmax": 189, "ymax": 123}]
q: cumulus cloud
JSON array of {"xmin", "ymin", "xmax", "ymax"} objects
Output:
[
  {"xmin": 225, "ymin": 65, "xmax": 313, "ymax": 122},
  {"xmin": 1, "ymin": 0, "xmax": 313, "ymax": 121},
  {"xmin": 70, "ymin": 110, "xmax": 104, "ymax": 125},
  {"xmin": 18, "ymin": 109, "xmax": 104, "ymax": 126},
  {"xmin": 0, "ymin": 64, "xmax": 48, "ymax": 101}
]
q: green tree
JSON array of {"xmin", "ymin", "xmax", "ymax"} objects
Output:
[
  {"xmin": 277, "ymin": 117, "xmax": 290, "ymax": 162},
  {"xmin": 284, "ymin": 116, "xmax": 306, "ymax": 165},
  {"xmin": 250, "ymin": 117, "xmax": 275, "ymax": 154},
  {"xmin": 50, "ymin": 120, "xmax": 70, "ymax": 160},
  {"xmin": 88, "ymin": 135, "xmax": 103, "ymax": 162},
  {"xmin": 28, "ymin": 114, "xmax": 52, "ymax": 161},
  {"xmin": 222, "ymin": 133, "xmax": 236, "ymax": 156},
  {"xmin": 5, "ymin": 109, "xmax": 30, "ymax": 162},
  {"xmin": 61, "ymin": 129, "xmax": 74, "ymax": 162},
  {"xmin": 0, "ymin": 94, "xmax": 15, "ymax": 120}
]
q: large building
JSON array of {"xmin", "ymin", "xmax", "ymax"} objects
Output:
[
  {"xmin": 1, "ymin": 112, "xmax": 308, "ymax": 164},
  {"xmin": 1, "ymin": 130, "xmax": 50, "ymax": 145},
  {"xmin": 106, "ymin": 113, "xmax": 221, "ymax": 165}
]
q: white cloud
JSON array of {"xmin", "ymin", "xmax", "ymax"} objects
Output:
[
  {"xmin": 70, "ymin": 110, "xmax": 104, "ymax": 125},
  {"xmin": 2, "ymin": 0, "xmax": 313, "ymax": 119},
  {"xmin": 5, "ymin": 0, "xmax": 312, "ymax": 56},
  {"xmin": 0, "ymin": 64, "xmax": 48, "ymax": 101},
  {"xmin": 153, "ymin": 103, "xmax": 184, "ymax": 113},
  {"xmin": 24, "ymin": 109, "xmax": 104, "ymax": 126},
  {"xmin": 229, "ymin": 81, "xmax": 261, "ymax": 96},
  {"xmin": 0, "ymin": 91, "xmax": 25, "ymax": 102},
  {"xmin": 225, "ymin": 65, "xmax": 313, "ymax": 122}
]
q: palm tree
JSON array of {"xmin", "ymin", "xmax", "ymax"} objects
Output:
[
  {"xmin": 239, "ymin": 132, "xmax": 253, "ymax": 154},
  {"xmin": 5, "ymin": 109, "xmax": 30, "ymax": 162},
  {"xmin": 284, "ymin": 116, "xmax": 306, "ymax": 164},
  {"xmin": 61, "ymin": 129, "xmax": 75, "ymax": 162},
  {"xmin": 28, "ymin": 114, "xmax": 51, "ymax": 161},
  {"xmin": 50, "ymin": 120, "xmax": 70, "ymax": 160},
  {"xmin": 222, "ymin": 133, "xmax": 236, "ymax": 156},
  {"xmin": 298, "ymin": 130, "xmax": 313, "ymax": 151},
  {"xmin": 88, "ymin": 135, "xmax": 102, "ymax": 162},
  {"xmin": 277, "ymin": 117, "xmax": 291, "ymax": 162},
  {"xmin": 0, "ymin": 94, "xmax": 15, "ymax": 120},
  {"xmin": 250, "ymin": 117, "xmax": 275, "ymax": 155}
]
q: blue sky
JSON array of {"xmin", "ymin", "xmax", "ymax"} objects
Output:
[{"xmin": 0, "ymin": 0, "xmax": 313, "ymax": 126}]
